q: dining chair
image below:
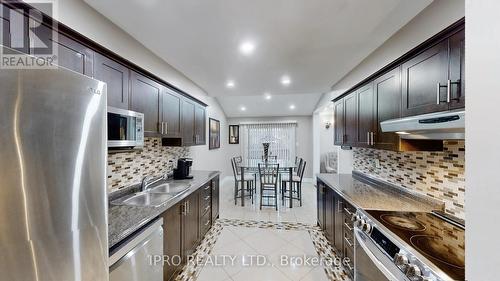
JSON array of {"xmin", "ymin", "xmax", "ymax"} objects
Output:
[
  {"xmin": 258, "ymin": 163, "xmax": 280, "ymax": 210},
  {"xmin": 282, "ymin": 160, "xmax": 306, "ymax": 207},
  {"xmin": 231, "ymin": 157, "xmax": 255, "ymax": 205},
  {"xmin": 233, "ymin": 156, "xmax": 257, "ymax": 193}
]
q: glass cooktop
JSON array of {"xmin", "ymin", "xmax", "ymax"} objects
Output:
[{"xmin": 366, "ymin": 210, "xmax": 465, "ymax": 280}]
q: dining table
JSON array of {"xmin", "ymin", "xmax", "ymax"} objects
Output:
[{"xmin": 237, "ymin": 159, "xmax": 298, "ymax": 208}]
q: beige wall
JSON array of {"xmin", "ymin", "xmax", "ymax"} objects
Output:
[
  {"xmin": 57, "ymin": 0, "xmax": 231, "ymax": 178},
  {"xmin": 316, "ymin": 0, "xmax": 465, "ymax": 109},
  {"xmin": 226, "ymin": 116, "xmax": 313, "ymax": 178}
]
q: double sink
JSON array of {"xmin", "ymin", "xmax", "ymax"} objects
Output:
[{"xmin": 112, "ymin": 181, "xmax": 192, "ymax": 208}]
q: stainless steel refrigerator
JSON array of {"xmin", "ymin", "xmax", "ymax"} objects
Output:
[{"xmin": 0, "ymin": 52, "xmax": 108, "ymax": 280}]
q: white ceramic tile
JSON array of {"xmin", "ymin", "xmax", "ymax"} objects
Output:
[
  {"xmin": 299, "ymin": 266, "xmax": 330, "ymax": 281},
  {"xmin": 197, "ymin": 265, "xmax": 232, "ymax": 281},
  {"xmin": 230, "ymin": 265, "xmax": 291, "ymax": 281}
]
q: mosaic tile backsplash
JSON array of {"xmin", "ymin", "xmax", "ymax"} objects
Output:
[
  {"xmin": 107, "ymin": 138, "xmax": 190, "ymax": 193},
  {"xmin": 353, "ymin": 141, "xmax": 465, "ymax": 219}
]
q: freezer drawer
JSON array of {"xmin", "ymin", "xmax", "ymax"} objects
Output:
[{"xmin": 110, "ymin": 219, "xmax": 164, "ymax": 281}]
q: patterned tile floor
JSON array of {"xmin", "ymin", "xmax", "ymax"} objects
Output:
[{"xmin": 174, "ymin": 180, "xmax": 352, "ymax": 281}]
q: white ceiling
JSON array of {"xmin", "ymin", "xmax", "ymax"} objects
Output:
[{"xmin": 84, "ymin": 0, "xmax": 432, "ymax": 117}]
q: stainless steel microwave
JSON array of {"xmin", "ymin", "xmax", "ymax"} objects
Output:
[{"xmin": 107, "ymin": 107, "xmax": 144, "ymax": 148}]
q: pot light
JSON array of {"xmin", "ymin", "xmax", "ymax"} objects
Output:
[
  {"xmin": 239, "ymin": 41, "xmax": 256, "ymax": 55},
  {"xmin": 226, "ymin": 80, "xmax": 235, "ymax": 88},
  {"xmin": 289, "ymin": 104, "xmax": 296, "ymax": 110},
  {"xmin": 240, "ymin": 106, "xmax": 246, "ymax": 111},
  {"xmin": 264, "ymin": 93, "xmax": 272, "ymax": 100},
  {"xmin": 281, "ymin": 75, "xmax": 291, "ymax": 86},
  {"xmin": 396, "ymin": 131, "xmax": 410, "ymax": 135}
]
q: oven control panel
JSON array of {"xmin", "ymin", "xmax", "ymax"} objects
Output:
[{"xmin": 353, "ymin": 210, "xmax": 444, "ymax": 281}]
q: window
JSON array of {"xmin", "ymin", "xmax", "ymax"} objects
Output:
[{"xmin": 240, "ymin": 122, "xmax": 297, "ymax": 162}]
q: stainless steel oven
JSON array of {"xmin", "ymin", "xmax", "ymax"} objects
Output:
[
  {"xmin": 108, "ymin": 107, "xmax": 144, "ymax": 148},
  {"xmin": 354, "ymin": 229, "xmax": 408, "ymax": 281}
]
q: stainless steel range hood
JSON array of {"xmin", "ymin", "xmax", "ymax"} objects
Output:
[{"xmin": 380, "ymin": 110, "xmax": 465, "ymax": 140}]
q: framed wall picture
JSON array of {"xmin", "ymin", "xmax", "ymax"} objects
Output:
[
  {"xmin": 229, "ymin": 125, "xmax": 239, "ymax": 144},
  {"xmin": 209, "ymin": 118, "xmax": 220, "ymax": 150}
]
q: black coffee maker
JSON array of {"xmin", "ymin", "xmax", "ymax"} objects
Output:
[{"xmin": 174, "ymin": 158, "xmax": 193, "ymax": 179}]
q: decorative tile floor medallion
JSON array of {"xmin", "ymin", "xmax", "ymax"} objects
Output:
[{"xmin": 174, "ymin": 219, "xmax": 351, "ymax": 281}]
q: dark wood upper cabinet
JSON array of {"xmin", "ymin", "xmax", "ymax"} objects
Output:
[
  {"xmin": 30, "ymin": 23, "xmax": 94, "ymax": 76},
  {"xmin": 94, "ymin": 53, "xmax": 130, "ymax": 109},
  {"xmin": 161, "ymin": 88, "xmax": 182, "ymax": 138},
  {"xmin": 333, "ymin": 99, "xmax": 345, "ymax": 146},
  {"xmin": 181, "ymin": 99, "xmax": 196, "ymax": 146},
  {"xmin": 194, "ymin": 104, "xmax": 206, "ymax": 145},
  {"xmin": 130, "ymin": 71, "xmax": 162, "ymax": 135},
  {"xmin": 1, "ymin": 16, "xmax": 11, "ymax": 48},
  {"xmin": 356, "ymin": 83, "xmax": 375, "ymax": 147},
  {"xmin": 401, "ymin": 40, "xmax": 450, "ymax": 116},
  {"xmin": 344, "ymin": 93, "xmax": 358, "ymax": 146},
  {"xmin": 448, "ymin": 28, "xmax": 465, "ymax": 109},
  {"xmin": 373, "ymin": 67, "xmax": 401, "ymax": 150}
]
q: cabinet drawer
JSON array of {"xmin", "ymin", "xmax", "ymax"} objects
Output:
[
  {"xmin": 199, "ymin": 188, "xmax": 211, "ymax": 217},
  {"xmin": 199, "ymin": 211, "xmax": 211, "ymax": 237},
  {"xmin": 343, "ymin": 222, "xmax": 354, "ymax": 241},
  {"xmin": 343, "ymin": 237, "xmax": 355, "ymax": 276}
]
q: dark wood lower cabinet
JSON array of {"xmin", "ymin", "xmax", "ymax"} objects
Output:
[
  {"xmin": 317, "ymin": 183, "xmax": 326, "ymax": 230},
  {"xmin": 161, "ymin": 202, "xmax": 183, "ymax": 281},
  {"xmin": 324, "ymin": 187, "xmax": 334, "ymax": 243},
  {"xmin": 317, "ymin": 179, "xmax": 355, "ymax": 277},
  {"xmin": 211, "ymin": 176, "xmax": 220, "ymax": 222},
  {"xmin": 161, "ymin": 177, "xmax": 219, "ymax": 281}
]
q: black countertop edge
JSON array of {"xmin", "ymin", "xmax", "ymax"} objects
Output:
[{"xmin": 108, "ymin": 170, "xmax": 221, "ymax": 249}]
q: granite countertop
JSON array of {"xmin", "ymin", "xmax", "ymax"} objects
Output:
[
  {"xmin": 108, "ymin": 170, "xmax": 221, "ymax": 249},
  {"xmin": 317, "ymin": 171, "xmax": 444, "ymax": 212}
]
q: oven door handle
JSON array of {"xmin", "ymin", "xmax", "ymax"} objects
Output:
[{"xmin": 354, "ymin": 229, "xmax": 400, "ymax": 281}]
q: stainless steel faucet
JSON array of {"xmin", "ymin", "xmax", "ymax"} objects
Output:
[{"xmin": 141, "ymin": 175, "xmax": 162, "ymax": 192}]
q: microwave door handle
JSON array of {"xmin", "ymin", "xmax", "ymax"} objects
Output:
[{"xmin": 354, "ymin": 230, "xmax": 400, "ymax": 281}]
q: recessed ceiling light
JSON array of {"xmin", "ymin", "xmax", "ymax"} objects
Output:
[
  {"xmin": 226, "ymin": 80, "xmax": 235, "ymax": 88},
  {"xmin": 289, "ymin": 104, "xmax": 296, "ymax": 110},
  {"xmin": 264, "ymin": 93, "xmax": 272, "ymax": 100},
  {"xmin": 240, "ymin": 106, "xmax": 246, "ymax": 111},
  {"xmin": 239, "ymin": 41, "xmax": 256, "ymax": 55},
  {"xmin": 281, "ymin": 75, "xmax": 291, "ymax": 86}
]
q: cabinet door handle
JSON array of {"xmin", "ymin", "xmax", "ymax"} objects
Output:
[
  {"xmin": 164, "ymin": 122, "xmax": 168, "ymax": 134},
  {"xmin": 204, "ymin": 219, "xmax": 210, "ymax": 226},
  {"xmin": 367, "ymin": 132, "xmax": 370, "ymax": 145},
  {"xmin": 344, "ymin": 236, "xmax": 354, "ymax": 248},
  {"xmin": 344, "ymin": 222, "xmax": 353, "ymax": 231},
  {"xmin": 447, "ymin": 79, "xmax": 451, "ymax": 103},
  {"xmin": 204, "ymin": 205, "xmax": 210, "ymax": 212},
  {"xmin": 343, "ymin": 207, "xmax": 353, "ymax": 216},
  {"xmin": 436, "ymin": 82, "xmax": 441, "ymax": 104},
  {"xmin": 370, "ymin": 132, "xmax": 374, "ymax": 146},
  {"xmin": 185, "ymin": 201, "xmax": 190, "ymax": 214},
  {"xmin": 204, "ymin": 195, "xmax": 210, "ymax": 201},
  {"xmin": 338, "ymin": 200, "xmax": 343, "ymax": 212}
]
